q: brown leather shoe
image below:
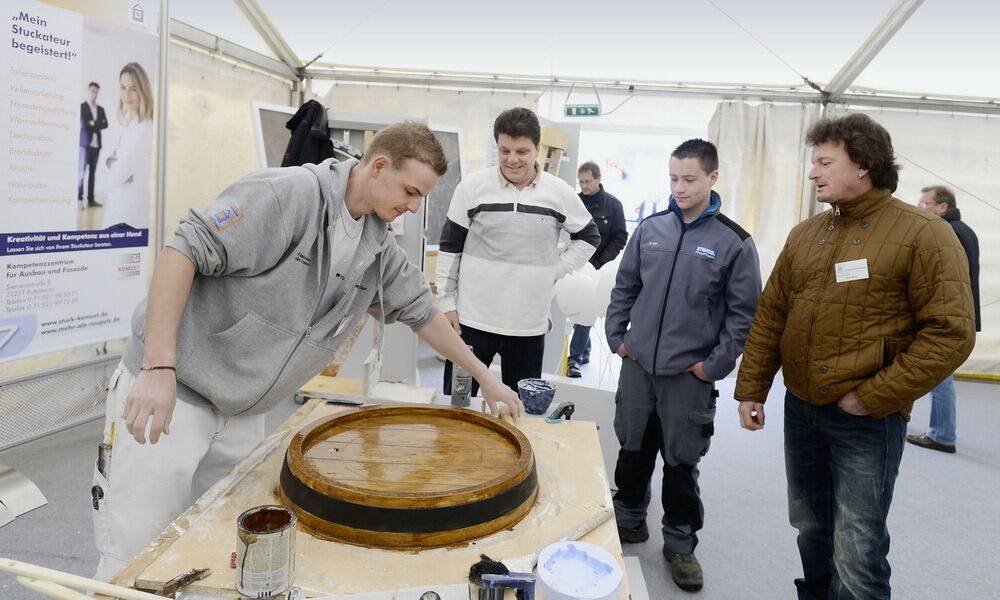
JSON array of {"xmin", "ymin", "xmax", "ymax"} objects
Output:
[{"xmin": 906, "ymin": 433, "xmax": 956, "ymax": 453}]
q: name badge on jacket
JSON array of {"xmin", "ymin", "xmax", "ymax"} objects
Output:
[{"xmin": 835, "ymin": 258, "xmax": 869, "ymax": 282}]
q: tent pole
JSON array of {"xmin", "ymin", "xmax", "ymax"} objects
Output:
[
  {"xmin": 825, "ymin": 0, "xmax": 925, "ymax": 101},
  {"xmin": 156, "ymin": 0, "xmax": 170, "ymax": 252}
]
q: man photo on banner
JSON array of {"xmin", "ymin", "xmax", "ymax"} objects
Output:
[{"xmin": 79, "ymin": 81, "xmax": 108, "ymax": 210}]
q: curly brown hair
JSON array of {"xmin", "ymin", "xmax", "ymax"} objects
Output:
[{"xmin": 806, "ymin": 113, "xmax": 900, "ymax": 192}]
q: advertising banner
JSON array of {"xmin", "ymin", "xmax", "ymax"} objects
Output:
[{"xmin": 2, "ymin": 0, "xmax": 159, "ymax": 362}]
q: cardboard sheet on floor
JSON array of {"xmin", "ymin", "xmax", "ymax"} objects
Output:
[
  {"xmin": 0, "ymin": 464, "xmax": 47, "ymax": 522},
  {"xmin": 0, "ymin": 503, "xmax": 13, "ymax": 528},
  {"xmin": 119, "ymin": 398, "xmax": 625, "ymax": 598}
]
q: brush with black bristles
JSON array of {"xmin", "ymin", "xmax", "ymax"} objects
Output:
[
  {"xmin": 469, "ymin": 553, "xmax": 509, "ymax": 584},
  {"xmin": 469, "ymin": 554, "xmax": 508, "ymax": 600},
  {"xmin": 469, "ymin": 554, "xmax": 536, "ymax": 600}
]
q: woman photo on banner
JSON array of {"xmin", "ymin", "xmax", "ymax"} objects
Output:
[{"xmin": 101, "ymin": 62, "xmax": 154, "ymax": 230}]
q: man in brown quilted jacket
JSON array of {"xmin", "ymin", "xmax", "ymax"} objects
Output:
[{"xmin": 734, "ymin": 113, "xmax": 975, "ymax": 600}]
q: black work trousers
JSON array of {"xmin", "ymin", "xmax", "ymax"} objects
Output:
[
  {"xmin": 612, "ymin": 358, "xmax": 718, "ymax": 553},
  {"xmin": 442, "ymin": 324, "xmax": 544, "ymax": 396}
]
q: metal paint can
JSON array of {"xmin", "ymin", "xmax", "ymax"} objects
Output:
[
  {"xmin": 451, "ymin": 345, "xmax": 475, "ymax": 407},
  {"xmin": 235, "ymin": 505, "xmax": 297, "ymax": 598}
]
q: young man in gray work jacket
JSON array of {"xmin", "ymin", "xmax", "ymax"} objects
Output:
[
  {"xmin": 92, "ymin": 122, "xmax": 522, "ymax": 579},
  {"xmin": 605, "ymin": 139, "xmax": 761, "ymax": 592}
]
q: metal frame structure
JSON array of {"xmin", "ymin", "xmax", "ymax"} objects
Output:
[
  {"xmin": 232, "ymin": 0, "xmax": 301, "ymax": 75},
  {"xmin": 156, "ymin": 2, "xmax": 170, "ymax": 253},
  {"xmin": 165, "ymin": 0, "xmax": 997, "ymax": 116},
  {"xmin": 169, "ymin": 20, "xmax": 296, "ymax": 81},
  {"xmin": 824, "ymin": 0, "xmax": 925, "ymax": 101},
  {"xmin": 301, "ymin": 64, "xmax": 1000, "ymax": 116}
]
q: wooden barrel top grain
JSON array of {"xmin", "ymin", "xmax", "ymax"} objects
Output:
[{"xmin": 278, "ymin": 405, "xmax": 538, "ymax": 549}]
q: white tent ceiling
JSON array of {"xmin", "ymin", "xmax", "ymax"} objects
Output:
[{"xmin": 169, "ymin": 0, "xmax": 1000, "ymax": 102}]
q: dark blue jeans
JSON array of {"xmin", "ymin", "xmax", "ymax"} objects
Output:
[
  {"xmin": 568, "ymin": 323, "xmax": 592, "ymax": 364},
  {"xmin": 784, "ymin": 392, "xmax": 905, "ymax": 600}
]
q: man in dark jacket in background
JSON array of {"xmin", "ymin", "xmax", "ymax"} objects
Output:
[
  {"xmin": 906, "ymin": 185, "xmax": 981, "ymax": 453},
  {"xmin": 566, "ymin": 161, "xmax": 627, "ymax": 377},
  {"xmin": 606, "ymin": 139, "xmax": 761, "ymax": 591}
]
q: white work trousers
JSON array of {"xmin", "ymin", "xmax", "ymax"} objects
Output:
[{"xmin": 92, "ymin": 363, "xmax": 265, "ymax": 580}]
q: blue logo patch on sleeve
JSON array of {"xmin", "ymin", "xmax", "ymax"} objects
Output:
[
  {"xmin": 205, "ymin": 204, "xmax": 243, "ymax": 231},
  {"xmin": 694, "ymin": 245, "xmax": 716, "ymax": 259}
]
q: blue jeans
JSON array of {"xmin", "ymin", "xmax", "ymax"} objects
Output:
[
  {"xmin": 568, "ymin": 324, "xmax": 591, "ymax": 364},
  {"xmin": 925, "ymin": 374, "xmax": 957, "ymax": 445},
  {"xmin": 784, "ymin": 392, "xmax": 905, "ymax": 600}
]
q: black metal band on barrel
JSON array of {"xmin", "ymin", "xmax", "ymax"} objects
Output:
[{"xmin": 280, "ymin": 460, "xmax": 537, "ymax": 534}]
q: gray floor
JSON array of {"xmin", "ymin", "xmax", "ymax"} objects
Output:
[{"xmin": 2, "ymin": 341, "xmax": 998, "ymax": 599}]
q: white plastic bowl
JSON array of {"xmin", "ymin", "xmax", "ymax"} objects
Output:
[{"xmin": 535, "ymin": 541, "xmax": 623, "ymax": 600}]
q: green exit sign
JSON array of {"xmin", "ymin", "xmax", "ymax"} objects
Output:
[{"xmin": 565, "ymin": 104, "xmax": 600, "ymax": 117}]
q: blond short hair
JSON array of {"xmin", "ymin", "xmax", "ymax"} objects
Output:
[{"xmin": 363, "ymin": 122, "xmax": 447, "ymax": 176}]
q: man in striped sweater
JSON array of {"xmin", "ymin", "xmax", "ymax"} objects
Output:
[{"xmin": 436, "ymin": 107, "xmax": 600, "ymax": 395}]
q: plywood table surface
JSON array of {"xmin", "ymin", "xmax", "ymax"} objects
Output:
[{"xmin": 111, "ymin": 394, "xmax": 628, "ymax": 599}]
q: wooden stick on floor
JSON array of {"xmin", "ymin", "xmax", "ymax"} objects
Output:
[
  {"xmin": 0, "ymin": 558, "xmax": 164, "ymax": 600},
  {"xmin": 17, "ymin": 576, "xmax": 93, "ymax": 600}
]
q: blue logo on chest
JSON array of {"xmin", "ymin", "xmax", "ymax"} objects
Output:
[{"xmin": 694, "ymin": 245, "xmax": 716, "ymax": 259}]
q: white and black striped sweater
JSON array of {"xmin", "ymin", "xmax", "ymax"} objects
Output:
[{"xmin": 436, "ymin": 166, "xmax": 600, "ymax": 336}]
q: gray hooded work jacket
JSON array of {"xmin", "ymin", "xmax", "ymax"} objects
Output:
[
  {"xmin": 605, "ymin": 192, "xmax": 761, "ymax": 381},
  {"xmin": 121, "ymin": 158, "xmax": 437, "ymax": 415}
]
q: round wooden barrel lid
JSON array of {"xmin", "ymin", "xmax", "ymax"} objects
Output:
[{"xmin": 279, "ymin": 405, "xmax": 537, "ymax": 549}]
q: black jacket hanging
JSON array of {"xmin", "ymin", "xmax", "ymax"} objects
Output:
[{"xmin": 281, "ymin": 99, "xmax": 334, "ymax": 167}]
